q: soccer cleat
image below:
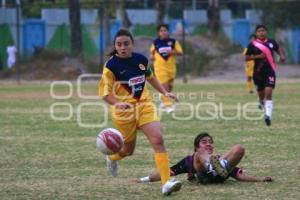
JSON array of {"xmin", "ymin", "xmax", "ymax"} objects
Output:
[
  {"xmin": 162, "ymin": 179, "xmax": 182, "ymax": 196},
  {"xmin": 159, "ymin": 103, "xmax": 166, "ymax": 109},
  {"xmin": 249, "ymin": 90, "xmax": 254, "ymax": 94},
  {"xmin": 210, "ymin": 155, "xmax": 228, "ymax": 178},
  {"xmin": 165, "ymin": 106, "xmax": 175, "ymax": 114},
  {"xmin": 264, "ymin": 115, "xmax": 271, "ymax": 126},
  {"xmin": 106, "ymin": 155, "xmax": 119, "ymax": 177}
]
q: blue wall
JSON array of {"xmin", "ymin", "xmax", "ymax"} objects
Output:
[
  {"xmin": 232, "ymin": 19, "xmax": 251, "ymax": 48},
  {"xmin": 23, "ymin": 19, "xmax": 46, "ymax": 56}
]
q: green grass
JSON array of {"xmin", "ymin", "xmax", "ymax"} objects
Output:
[{"xmin": 0, "ymin": 80, "xmax": 300, "ymax": 200}]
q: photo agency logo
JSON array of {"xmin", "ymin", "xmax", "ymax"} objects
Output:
[
  {"xmin": 50, "ymin": 74, "xmax": 108, "ymax": 128},
  {"xmin": 50, "ymin": 74, "xmax": 264, "ymax": 127}
]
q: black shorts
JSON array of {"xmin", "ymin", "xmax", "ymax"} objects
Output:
[
  {"xmin": 194, "ymin": 171, "xmax": 226, "ymax": 184},
  {"xmin": 253, "ymin": 67, "xmax": 276, "ymax": 91},
  {"xmin": 193, "ymin": 167, "xmax": 241, "ymax": 184}
]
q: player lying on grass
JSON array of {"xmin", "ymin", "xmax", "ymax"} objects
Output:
[{"xmin": 137, "ymin": 133, "xmax": 273, "ymax": 184}]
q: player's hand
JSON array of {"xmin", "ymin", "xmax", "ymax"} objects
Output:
[
  {"xmin": 258, "ymin": 53, "xmax": 266, "ymax": 59},
  {"xmin": 262, "ymin": 176, "xmax": 273, "ymax": 182},
  {"xmin": 164, "ymin": 92, "xmax": 179, "ymax": 102},
  {"xmin": 114, "ymin": 102, "xmax": 131, "ymax": 111},
  {"xmin": 279, "ymin": 56, "xmax": 286, "ymax": 63},
  {"xmin": 166, "ymin": 49, "xmax": 176, "ymax": 55},
  {"xmin": 150, "ymin": 54, "xmax": 155, "ymax": 61},
  {"xmin": 132, "ymin": 178, "xmax": 142, "ymax": 183}
]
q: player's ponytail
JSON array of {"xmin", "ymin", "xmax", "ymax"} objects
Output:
[{"xmin": 107, "ymin": 29, "xmax": 134, "ymax": 57}]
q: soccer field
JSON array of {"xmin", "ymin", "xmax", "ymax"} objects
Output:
[{"xmin": 0, "ymin": 80, "xmax": 299, "ymax": 200}]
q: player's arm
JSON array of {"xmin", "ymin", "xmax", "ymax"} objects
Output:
[
  {"xmin": 168, "ymin": 40, "xmax": 183, "ymax": 56},
  {"xmin": 233, "ymin": 169, "xmax": 272, "ymax": 182},
  {"xmin": 145, "ymin": 66, "xmax": 178, "ymax": 101},
  {"xmin": 245, "ymin": 53, "xmax": 266, "ymax": 61},
  {"xmin": 147, "ymin": 77, "xmax": 178, "ymax": 102},
  {"xmin": 98, "ymin": 66, "xmax": 131, "ymax": 110},
  {"xmin": 149, "ymin": 44, "xmax": 155, "ymax": 61},
  {"xmin": 245, "ymin": 44, "xmax": 265, "ymax": 61},
  {"xmin": 137, "ymin": 157, "xmax": 188, "ymax": 183},
  {"xmin": 276, "ymin": 47, "xmax": 286, "ymax": 63},
  {"xmin": 136, "ymin": 173, "xmax": 161, "ymax": 183}
]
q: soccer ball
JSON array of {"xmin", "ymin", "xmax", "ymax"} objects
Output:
[{"xmin": 96, "ymin": 128, "xmax": 124, "ymax": 155}]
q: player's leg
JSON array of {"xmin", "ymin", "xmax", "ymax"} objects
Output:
[
  {"xmin": 106, "ymin": 139, "xmax": 136, "ymax": 177},
  {"xmin": 138, "ymin": 157, "xmax": 188, "ymax": 183},
  {"xmin": 263, "ymin": 73, "xmax": 275, "ymax": 126},
  {"xmin": 253, "ymin": 75, "xmax": 265, "ymax": 110},
  {"xmin": 156, "ymin": 69, "xmax": 175, "ymax": 112},
  {"xmin": 220, "ymin": 144, "xmax": 245, "ymax": 173},
  {"xmin": 140, "ymin": 121, "xmax": 181, "ymax": 195},
  {"xmin": 110, "ymin": 138, "xmax": 136, "ymax": 160},
  {"xmin": 246, "ymin": 63, "xmax": 254, "ymax": 93},
  {"xmin": 160, "ymin": 82, "xmax": 173, "ymax": 110},
  {"xmin": 194, "ymin": 150, "xmax": 228, "ymax": 181},
  {"xmin": 247, "ymin": 76, "xmax": 254, "ymax": 93},
  {"xmin": 7, "ymin": 59, "xmax": 13, "ymax": 69},
  {"xmin": 264, "ymin": 86, "xmax": 273, "ymax": 126},
  {"xmin": 193, "ymin": 149, "xmax": 211, "ymax": 172},
  {"xmin": 257, "ymin": 89, "xmax": 265, "ymax": 109},
  {"xmin": 106, "ymin": 107, "xmax": 137, "ymax": 176}
]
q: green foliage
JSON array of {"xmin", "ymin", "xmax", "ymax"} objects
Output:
[
  {"xmin": 22, "ymin": 0, "xmax": 68, "ymax": 18},
  {"xmin": 178, "ymin": 50, "xmax": 212, "ymax": 76},
  {"xmin": 191, "ymin": 25, "xmax": 209, "ymax": 36},
  {"xmin": 82, "ymin": 25, "xmax": 98, "ymax": 58},
  {"xmin": 0, "ymin": 24, "xmax": 14, "ymax": 68},
  {"xmin": 133, "ymin": 24, "xmax": 157, "ymax": 37},
  {"xmin": 47, "ymin": 24, "xmax": 71, "ymax": 53},
  {"xmin": 254, "ymin": 0, "xmax": 300, "ymax": 29},
  {"xmin": 47, "ymin": 24, "xmax": 97, "ymax": 58}
]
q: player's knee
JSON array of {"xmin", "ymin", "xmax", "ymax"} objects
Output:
[
  {"xmin": 233, "ymin": 144, "xmax": 245, "ymax": 156},
  {"xmin": 150, "ymin": 137, "xmax": 165, "ymax": 149},
  {"xmin": 122, "ymin": 149, "xmax": 135, "ymax": 157}
]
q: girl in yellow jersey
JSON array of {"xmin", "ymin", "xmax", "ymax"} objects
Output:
[
  {"xmin": 98, "ymin": 29, "xmax": 181, "ymax": 195},
  {"xmin": 150, "ymin": 24, "xmax": 183, "ymax": 113}
]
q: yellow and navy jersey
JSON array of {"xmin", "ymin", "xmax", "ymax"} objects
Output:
[
  {"xmin": 98, "ymin": 52, "xmax": 154, "ymax": 103},
  {"xmin": 243, "ymin": 48, "xmax": 254, "ymax": 68},
  {"xmin": 150, "ymin": 38, "xmax": 183, "ymax": 69}
]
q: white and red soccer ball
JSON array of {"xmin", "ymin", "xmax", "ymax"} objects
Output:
[{"xmin": 96, "ymin": 128, "xmax": 124, "ymax": 155}]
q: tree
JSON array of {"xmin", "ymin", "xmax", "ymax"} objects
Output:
[
  {"xmin": 254, "ymin": 0, "xmax": 300, "ymax": 29},
  {"xmin": 155, "ymin": 0, "xmax": 171, "ymax": 25},
  {"xmin": 68, "ymin": 0, "xmax": 82, "ymax": 56},
  {"xmin": 118, "ymin": 0, "xmax": 131, "ymax": 29},
  {"xmin": 207, "ymin": 0, "xmax": 220, "ymax": 38}
]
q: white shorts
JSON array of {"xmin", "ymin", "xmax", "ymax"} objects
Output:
[{"xmin": 7, "ymin": 59, "xmax": 16, "ymax": 69}]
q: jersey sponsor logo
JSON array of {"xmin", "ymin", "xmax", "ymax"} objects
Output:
[
  {"xmin": 128, "ymin": 75, "xmax": 145, "ymax": 86},
  {"xmin": 120, "ymin": 70, "xmax": 126, "ymax": 74},
  {"xmin": 168, "ymin": 41, "xmax": 173, "ymax": 46},
  {"xmin": 134, "ymin": 86, "xmax": 143, "ymax": 91},
  {"xmin": 269, "ymin": 43, "xmax": 274, "ymax": 49},
  {"xmin": 269, "ymin": 76, "xmax": 275, "ymax": 83},
  {"xmin": 158, "ymin": 46, "xmax": 172, "ymax": 53},
  {"xmin": 139, "ymin": 64, "xmax": 146, "ymax": 70}
]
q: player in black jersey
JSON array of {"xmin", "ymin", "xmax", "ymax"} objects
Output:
[
  {"xmin": 138, "ymin": 133, "xmax": 272, "ymax": 184},
  {"xmin": 245, "ymin": 25, "xmax": 285, "ymax": 126}
]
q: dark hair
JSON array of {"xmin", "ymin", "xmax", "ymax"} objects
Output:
[
  {"xmin": 193, "ymin": 132, "xmax": 213, "ymax": 152},
  {"xmin": 249, "ymin": 34, "xmax": 256, "ymax": 39},
  {"xmin": 255, "ymin": 24, "xmax": 268, "ymax": 31},
  {"xmin": 107, "ymin": 29, "xmax": 134, "ymax": 57},
  {"xmin": 157, "ymin": 24, "xmax": 169, "ymax": 31}
]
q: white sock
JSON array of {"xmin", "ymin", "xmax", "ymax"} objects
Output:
[{"xmin": 265, "ymin": 100, "xmax": 273, "ymax": 118}]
